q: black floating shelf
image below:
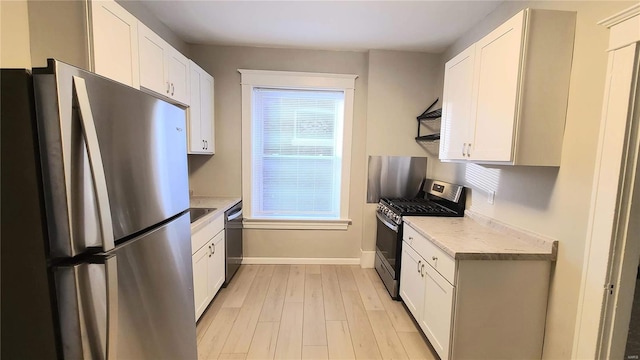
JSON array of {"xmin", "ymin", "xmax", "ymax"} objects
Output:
[
  {"xmin": 417, "ymin": 108, "xmax": 442, "ymax": 120},
  {"xmin": 415, "ymin": 134, "xmax": 440, "ymax": 142}
]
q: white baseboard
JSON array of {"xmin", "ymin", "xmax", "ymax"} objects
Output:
[
  {"xmin": 360, "ymin": 250, "xmax": 376, "ymax": 268},
  {"xmin": 242, "ymin": 257, "xmax": 360, "ymax": 265}
]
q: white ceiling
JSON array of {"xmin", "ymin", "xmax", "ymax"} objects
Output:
[{"xmin": 139, "ymin": 1, "xmax": 503, "ymax": 53}]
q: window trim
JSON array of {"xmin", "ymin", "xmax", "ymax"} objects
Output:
[{"xmin": 239, "ymin": 69, "xmax": 357, "ymax": 230}]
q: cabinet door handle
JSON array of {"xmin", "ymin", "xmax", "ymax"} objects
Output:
[
  {"xmin": 467, "ymin": 143, "xmax": 471, "ymax": 157},
  {"xmin": 462, "ymin": 143, "xmax": 466, "ymax": 156},
  {"xmin": 421, "ymin": 264, "xmax": 425, "ymax": 277},
  {"xmin": 166, "ymin": 82, "xmax": 170, "ymax": 94},
  {"xmin": 171, "ymin": 83, "xmax": 175, "ymax": 96},
  {"xmin": 205, "ymin": 140, "xmax": 208, "ymax": 150},
  {"xmin": 208, "ymin": 245, "xmax": 212, "ymax": 257},
  {"xmin": 417, "ymin": 260, "xmax": 421, "ymax": 273},
  {"xmin": 212, "ymin": 242, "xmax": 215, "ymax": 255},
  {"xmin": 202, "ymin": 140, "xmax": 205, "ymax": 149},
  {"xmin": 432, "ymin": 256, "xmax": 437, "ymax": 261}
]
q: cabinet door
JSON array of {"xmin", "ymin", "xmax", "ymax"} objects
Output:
[
  {"xmin": 440, "ymin": 44, "xmax": 475, "ymax": 161},
  {"xmin": 208, "ymin": 230, "xmax": 226, "ymax": 298},
  {"xmin": 188, "ymin": 65, "xmax": 203, "ymax": 153},
  {"xmin": 399, "ymin": 242, "xmax": 425, "ymax": 321},
  {"xmin": 200, "ymin": 73, "xmax": 214, "ymax": 154},
  {"xmin": 138, "ymin": 22, "xmax": 169, "ymax": 96},
  {"xmin": 420, "ymin": 264, "xmax": 455, "ymax": 360},
  {"xmin": 167, "ymin": 48, "xmax": 190, "ymax": 104},
  {"xmin": 193, "ymin": 244, "xmax": 212, "ymax": 321},
  {"xmin": 469, "ymin": 10, "xmax": 525, "ymax": 162},
  {"xmin": 91, "ymin": 0, "xmax": 139, "ymax": 88}
]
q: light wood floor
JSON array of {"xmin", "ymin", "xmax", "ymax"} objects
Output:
[{"xmin": 196, "ymin": 265, "xmax": 437, "ymax": 360}]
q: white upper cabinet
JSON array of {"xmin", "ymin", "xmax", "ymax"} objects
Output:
[
  {"xmin": 89, "ymin": 0, "xmax": 140, "ymax": 88},
  {"xmin": 138, "ymin": 23, "xmax": 168, "ymax": 95},
  {"xmin": 439, "ymin": 9, "xmax": 576, "ymax": 166},
  {"xmin": 188, "ymin": 61, "xmax": 215, "ymax": 155},
  {"xmin": 439, "ymin": 45, "xmax": 475, "ymax": 161},
  {"xmin": 167, "ymin": 49, "xmax": 190, "ymax": 104},
  {"xmin": 138, "ymin": 22, "xmax": 189, "ymax": 105}
]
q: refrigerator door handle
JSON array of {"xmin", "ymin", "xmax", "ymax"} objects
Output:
[
  {"xmin": 73, "ymin": 76, "xmax": 115, "ymax": 251},
  {"xmin": 55, "ymin": 256, "xmax": 119, "ymax": 359}
]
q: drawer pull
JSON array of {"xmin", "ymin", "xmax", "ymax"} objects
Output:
[
  {"xmin": 417, "ymin": 260, "xmax": 421, "ymax": 273},
  {"xmin": 432, "ymin": 256, "xmax": 438, "ymax": 261},
  {"xmin": 421, "ymin": 263, "xmax": 425, "ymax": 277}
]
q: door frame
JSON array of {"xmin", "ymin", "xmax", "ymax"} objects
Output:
[{"xmin": 572, "ymin": 4, "xmax": 640, "ymax": 359}]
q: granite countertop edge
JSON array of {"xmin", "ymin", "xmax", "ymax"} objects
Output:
[
  {"xmin": 403, "ymin": 210, "xmax": 558, "ymax": 261},
  {"xmin": 189, "ymin": 196, "xmax": 241, "ymax": 232}
]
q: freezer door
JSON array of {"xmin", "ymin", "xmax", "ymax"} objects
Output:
[
  {"xmin": 33, "ymin": 60, "xmax": 189, "ymax": 258},
  {"xmin": 54, "ymin": 213, "xmax": 196, "ymax": 359}
]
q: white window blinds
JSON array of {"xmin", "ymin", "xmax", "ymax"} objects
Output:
[{"xmin": 251, "ymin": 87, "xmax": 345, "ymax": 219}]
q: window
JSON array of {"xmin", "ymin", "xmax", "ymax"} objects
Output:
[{"xmin": 239, "ymin": 70, "xmax": 357, "ymax": 230}]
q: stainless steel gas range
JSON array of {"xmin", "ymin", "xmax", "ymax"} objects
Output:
[{"xmin": 375, "ymin": 179, "xmax": 466, "ymax": 299}]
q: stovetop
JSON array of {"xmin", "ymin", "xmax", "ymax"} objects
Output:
[
  {"xmin": 380, "ymin": 198, "xmax": 458, "ymax": 216},
  {"xmin": 376, "ymin": 180, "xmax": 466, "ymax": 224}
]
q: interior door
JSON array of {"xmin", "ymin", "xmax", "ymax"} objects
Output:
[
  {"xmin": 469, "ymin": 10, "xmax": 525, "ymax": 162},
  {"xmin": 440, "ymin": 44, "xmax": 475, "ymax": 161}
]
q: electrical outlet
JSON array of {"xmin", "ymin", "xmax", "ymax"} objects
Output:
[{"xmin": 488, "ymin": 190, "xmax": 496, "ymax": 205}]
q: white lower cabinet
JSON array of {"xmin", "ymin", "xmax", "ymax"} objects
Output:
[
  {"xmin": 401, "ymin": 239, "xmax": 454, "ymax": 360},
  {"xmin": 400, "ymin": 223, "xmax": 552, "ymax": 360},
  {"xmin": 192, "ymin": 214, "xmax": 226, "ymax": 321},
  {"xmin": 399, "ymin": 242, "xmax": 424, "ymax": 320},
  {"xmin": 192, "ymin": 241, "xmax": 212, "ymax": 319},
  {"xmin": 421, "ymin": 263, "xmax": 454, "ymax": 359}
]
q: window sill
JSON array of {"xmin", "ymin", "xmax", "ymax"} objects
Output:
[{"xmin": 243, "ymin": 218, "xmax": 351, "ymax": 230}]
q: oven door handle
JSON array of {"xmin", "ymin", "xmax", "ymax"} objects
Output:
[{"xmin": 376, "ymin": 211, "xmax": 399, "ymax": 232}]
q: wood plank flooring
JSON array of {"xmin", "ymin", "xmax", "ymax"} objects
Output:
[{"xmin": 197, "ymin": 265, "xmax": 437, "ymax": 360}]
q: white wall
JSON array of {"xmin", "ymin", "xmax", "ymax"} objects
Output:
[
  {"xmin": 1, "ymin": 0, "xmax": 31, "ymax": 68},
  {"xmin": 188, "ymin": 45, "xmax": 368, "ymax": 259},
  {"xmin": 430, "ymin": 1, "xmax": 636, "ymax": 358},
  {"xmin": 188, "ymin": 46, "xmax": 443, "ymax": 260},
  {"xmin": 116, "ymin": 0, "xmax": 189, "ymax": 56},
  {"xmin": 362, "ymin": 50, "xmax": 442, "ymax": 254}
]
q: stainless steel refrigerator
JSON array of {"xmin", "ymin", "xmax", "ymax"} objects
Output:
[{"xmin": 1, "ymin": 60, "xmax": 197, "ymax": 359}]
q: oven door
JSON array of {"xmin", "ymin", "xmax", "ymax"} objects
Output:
[{"xmin": 375, "ymin": 211, "xmax": 401, "ymax": 279}]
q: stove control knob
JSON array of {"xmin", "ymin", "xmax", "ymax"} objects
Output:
[{"xmin": 395, "ymin": 214, "xmax": 401, "ymax": 223}]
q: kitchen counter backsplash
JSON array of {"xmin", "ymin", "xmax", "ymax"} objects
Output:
[
  {"xmin": 403, "ymin": 210, "xmax": 558, "ymax": 261},
  {"xmin": 189, "ymin": 196, "xmax": 241, "ymax": 232}
]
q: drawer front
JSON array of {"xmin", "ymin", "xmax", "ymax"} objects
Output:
[
  {"xmin": 191, "ymin": 214, "xmax": 224, "ymax": 254},
  {"xmin": 403, "ymin": 223, "xmax": 456, "ymax": 285}
]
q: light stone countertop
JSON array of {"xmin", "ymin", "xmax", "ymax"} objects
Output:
[
  {"xmin": 189, "ymin": 196, "xmax": 241, "ymax": 232},
  {"xmin": 403, "ymin": 210, "xmax": 558, "ymax": 261}
]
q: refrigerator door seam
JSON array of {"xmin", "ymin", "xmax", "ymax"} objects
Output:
[{"xmin": 105, "ymin": 256, "xmax": 118, "ymax": 360}]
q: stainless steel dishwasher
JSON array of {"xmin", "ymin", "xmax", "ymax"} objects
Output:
[{"xmin": 224, "ymin": 201, "xmax": 243, "ymax": 286}]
